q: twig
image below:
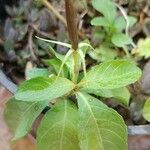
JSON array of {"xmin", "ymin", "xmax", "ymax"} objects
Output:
[
  {"xmin": 28, "ymin": 29, "xmax": 37, "ymax": 61},
  {"xmin": 43, "ymin": 0, "xmax": 67, "ymax": 26},
  {"xmin": 30, "ymin": 24, "xmax": 55, "ymax": 39}
]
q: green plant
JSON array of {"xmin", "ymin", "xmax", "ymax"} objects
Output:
[
  {"xmin": 4, "ymin": 0, "xmax": 141, "ymax": 150},
  {"xmin": 132, "ymin": 37, "xmax": 150, "ymax": 59},
  {"xmin": 90, "ymin": 0, "xmax": 137, "ymax": 61}
]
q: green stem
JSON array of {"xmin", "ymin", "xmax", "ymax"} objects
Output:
[
  {"xmin": 123, "ymin": 46, "xmax": 131, "ymax": 59},
  {"xmin": 72, "ymin": 51, "xmax": 80, "ymax": 83}
]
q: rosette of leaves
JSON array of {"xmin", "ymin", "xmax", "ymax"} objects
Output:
[
  {"xmin": 91, "ymin": 0, "xmax": 137, "ymax": 48},
  {"xmin": 4, "ymin": 37, "xmax": 141, "ymax": 150}
]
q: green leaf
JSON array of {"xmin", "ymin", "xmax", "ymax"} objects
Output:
[
  {"xmin": 111, "ymin": 33, "xmax": 132, "ymax": 47},
  {"xmin": 15, "ymin": 76, "xmax": 75, "ymax": 102},
  {"xmin": 76, "ymin": 92, "xmax": 127, "ymax": 150},
  {"xmin": 88, "ymin": 45, "xmax": 117, "ymax": 62},
  {"xmin": 48, "ymin": 47, "xmax": 75, "ymax": 78},
  {"xmin": 132, "ymin": 38, "xmax": 150, "ymax": 59},
  {"xmin": 114, "ymin": 16, "xmax": 137, "ymax": 31},
  {"xmin": 4, "ymin": 98, "xmax": 47, "ymax": 140},
  {"xmin": 143, "ymin": 99, "xmax": 150, "ymax": 122},
  {"xmin": 80, "ymin": 60, "xmax": 141, "ymax": 90},
  {"xmin": 57, "ymin": 49, "xmax": 74, "ymax": 77},
  {"xmin": 92, "ymin": 0, "xmax": 117, "ymax": 23},
  {"xmin": 26, "ymin": 68, "xmax": 49, "ymax": 79},
  {"xmin": 91, "ymin": 17, "xmax": 110, "ymax": 27},
  {"xmin": 85, "ymin": 87, "xmax": 130, "ymax": 106},
  {"xmin": 78, "ymin": 40, "xmax": 93, "ymax": 54},
  {"xmin": 37, "ymin": 99, "xmax": 80, "ymax": 150},
  {"xmin": 43, "ymin": 58, "xmax": 69, "ymax": 78}
]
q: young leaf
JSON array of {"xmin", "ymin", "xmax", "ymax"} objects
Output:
[
  {"xmin": 132, "ymin": 38, "xmax": 150, "ymax": 59},
  {"xmin": 114, "ymin": 16, "xmax": 137, "ymax": 32},
  {"xmin": 4, "ymin": 98, "xmax": 47, "ymax": 140},
  {"xmin": 91, "ymin": 17, "xmax": 110, "ymax": 27},
  {"xmin": 36, "ymin": 36, "xmax": 71, "ymax": 48},
  {"xmin": 49, "ymin": 47, "xmax": 75, "ymax": 78},
  {"xmin": 79, "ymin": 60, "xmax": 141, "ymax": 90},
  {"xmin": 15, "ymin": 76, "xmax": 75, "ymax": 102},
  {"xmin": 57, "ymin": 49, "xmax": 74, "ymax": 77},
  {"xmin": 111, "ymin": 33, "xmax": 132, "ymax": 47},
  {"xmin": 76, "ymin": 92, "xmax": 127, "ymax": 150},
  {"xmin": 88, "ymin": 45, "xmax": 117, "ymax": 62},
  {"xmin": 43, "ymin": 58, "xmax": 69, "ymax": 78},
  {"xmin": 92, "ymin": 0, "xmax": 117, "ymax": 23},
  {"xmin": 26, "ymin": 68, "xmax": 49, "ymax": 79},
  {"xmin": 85, "ymin": 87, "xmax": 130, "ymax": 106},
  {"xmin": 37, "ymin": 99, "xmax": 80, "ymax": 150},
  {"xmin": 143, "ymin": 99, "xmax": 150, "ymax": 122}
]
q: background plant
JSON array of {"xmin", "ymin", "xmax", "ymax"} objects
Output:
[{"xmin": 89, "ymin": 0, "xmax": 137, "ymax": 62}]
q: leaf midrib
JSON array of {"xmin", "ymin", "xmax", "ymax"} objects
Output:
[
  {"xmin": 78, "ymin": 92, "xmax": 104, "ymax": 150},
  {"xmin": 38, "ymin": 101, "xmax": 69, "ymax": 150},
  {"xmin": 59, "ymin": 100, "xmax": 67, "ymax": 150},
  {"xmin": 16, "ymin": 102, "xmax": 37, "ymax": 133}
]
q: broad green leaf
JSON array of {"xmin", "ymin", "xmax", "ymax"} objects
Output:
[
  {"xmin": 15, "ymin": 76, "xmax": 75, "ymax": 102},
  {"xmin": 4, "ymin": 98, "xmax": 47, "ymax": 140},
  {"xmin": 37, "ymin": 99, "xmax": 80, "ymax": 150},
  {"xmin": 111, "ymin": 33, "xmax": 132, "ymax": 47},
  {"xmin": 80, "ymin": 60, "xmax": 141, "ymax": 90},
  {"xmin": 92, "ymin": 0, "xmax": 117, "ymax": 23},
  {"xmin": 43, "ymin": 58, "xmax": 69, "ymax": 78},
  {"xmin": 114, "ymin": 16, "xmax": 137, "ymax": 31},
  {"xmin": 76, "ymin": 92, "xmax": 127, "ymax": 150},
  {"xmin": 91, "ymin": 17, "xmax": 110, "ymax": 27},
  {"xmin": 143, "ymin": 99, "xmax": 150, "ymax": 122},
  {"xmin": 26, "ymin": 68, "xmax": 49, "ymax": 79},
  {"xmin": 85, "ymin": 87, "xmax": 130, "ymax": 106},
  {"xmin": 132, "ymin": 38, "xmax": 150, "ymax": 59}
]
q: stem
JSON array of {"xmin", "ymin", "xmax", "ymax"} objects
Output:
[
  {"xmin": 65, "ymin": 0, "xmax": 80, "ymax": 83},
  {"xmin": 123, "ymin": 46, "xmax": 131, "ymax": 59},
  {"xmin": 43, "ymin": 0, "xmax": 86, "ymax": 39},
  {"xmin": 65, "ymin": 0, "xmax": 78, "ymax": 50},
  {"xmin": 72, "ymin": 51, "xmax": 80, "ymax": 83},
  {"xmin": 28, "ymin": 29, "xmax": 37, "ymax": 61}
]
